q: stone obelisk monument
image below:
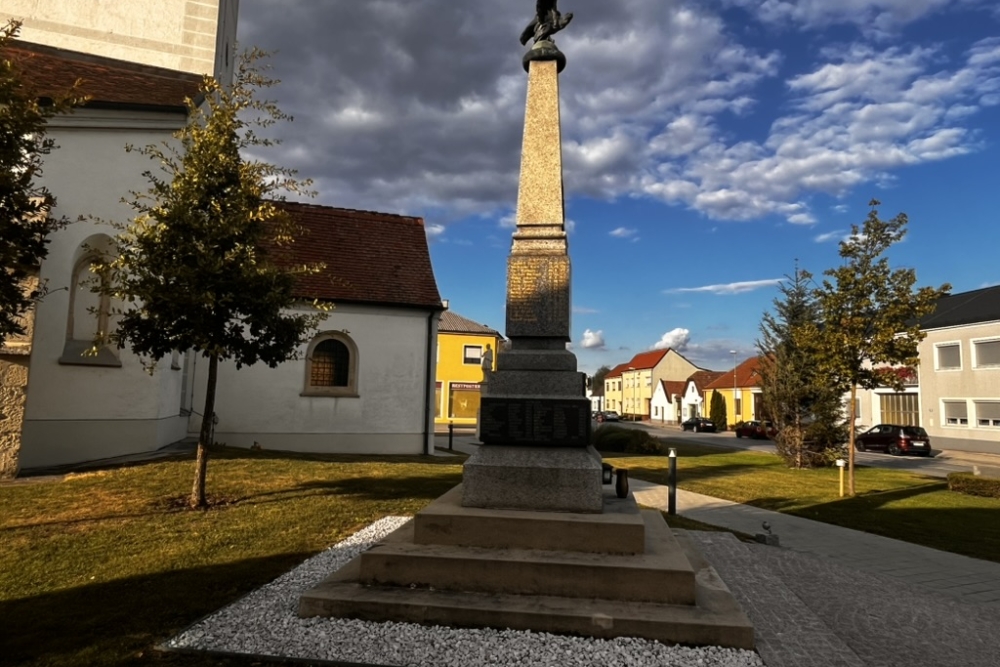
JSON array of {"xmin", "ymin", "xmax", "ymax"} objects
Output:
[
  {"xmin": 463, "ymin": 3, "xmax": 601, "ymax": 513},
  {"xmin": 297, "ymin": 4, "xmax": 754, "ymax": 647}
]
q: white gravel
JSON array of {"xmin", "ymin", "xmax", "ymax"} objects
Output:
[{"xmin": 165, "ymin": 516, "xmax": 764, "ymax": 667}]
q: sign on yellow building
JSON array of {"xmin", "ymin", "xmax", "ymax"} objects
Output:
[{"xmin": 435, "ymin": 310, "xmax": 502, "ymax": 426}]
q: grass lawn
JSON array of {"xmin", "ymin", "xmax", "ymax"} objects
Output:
[
  {"xmin": 0, "ymin": 448, "xmax": 463, "ymax": 667},
  {"xmin": 604, "ymin": 441, "xmax": 1000, "ymax": 563},
  {"xmin": 3, "ymin": 442, "xmax": 999, "ymax": 666}
]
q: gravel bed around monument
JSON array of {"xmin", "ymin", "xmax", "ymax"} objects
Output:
[{"xmin": 164, "ymin": 516, "xmax": 764, "ymax": 667}]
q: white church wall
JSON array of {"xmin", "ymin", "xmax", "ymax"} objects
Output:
[
  {"xmin": 191, "ymin": 303, "xmax": 434, "ymax": 455},
  {"xmin": 19, "ymin": 110, "xmax": 190, "ymax": 469}
]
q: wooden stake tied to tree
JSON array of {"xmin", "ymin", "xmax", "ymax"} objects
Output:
[{"xmin": 98, "ymin": 49, "xmax": 328, "ymax": 508}]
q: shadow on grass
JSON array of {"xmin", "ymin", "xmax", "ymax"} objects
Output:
[
  {"xmin": 0, "ymin": 552, "xmax": 313, "ymax": 667},
  {"xmin": 618, "ymin": 462, "xmax": 766, "ymax": 487},
  {"xmin": 236, "ymin": 473, "xmax": 464, "ymax": 506}
]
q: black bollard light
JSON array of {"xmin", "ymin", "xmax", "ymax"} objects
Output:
[
  {"xmin": 448, "ymin": 421, "xmax": 454, "ymax": 451},
  {"xmin": 668, "ymin": 447, "xmax": 677, "ymax": 515}
]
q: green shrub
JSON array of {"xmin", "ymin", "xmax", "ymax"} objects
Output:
[
  {"xmin": 593, "ymin": 424, "xmax": 666, "ymax": 454},
  {"xmin": 948, "ymin": 472, "xmax": 1000, "ymax": 499}
]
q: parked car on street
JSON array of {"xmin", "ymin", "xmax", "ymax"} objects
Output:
[
  {"xmin": 855, "ymin": 424, "xmax": 932, "ymax": 456},
  {"xmin": 681, "ymin": 417, "xmax": 716, "ymax": 433},
  {"xmin": 734, "ymin": 420, "xmax": 777, "ymax": 440},
  {"xmin": 597, "ymin": 411, "xmax": 620, "ymax": 423}
]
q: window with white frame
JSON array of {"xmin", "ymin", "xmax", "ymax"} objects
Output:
[
  {"xmin": 936, "ymin": 343, "xmax": 961, "ymax": 370},
  {"xmin": 463, "ymin": 345, "xmax": 482, "ymax": 364},
  {"xmin": 973, "ymin": 339, "xmax": 1000, "ymax": 368},
  {"xmin": 943, "ymin": 400, "xmax": 968, "ymax": 426},
  {"xmin": 974, "ymin": 401, "xmax": 1000, "ymax": 427}
]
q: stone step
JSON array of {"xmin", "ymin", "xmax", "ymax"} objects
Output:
[
  {"xmin": 414, "ymin": 484, "xmax": 646, "ymax": 554},
  {"xmin": 298, "ymin": 518, "xmax": 753, "ymax": 650},
  {"xmin": 360, "ymin": 510, "xmax": 695, "ymax": 604}
]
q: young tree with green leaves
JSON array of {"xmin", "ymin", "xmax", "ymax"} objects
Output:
[
  {"xmin": 758, "ymin": 264, "xmax": 844, "ymax": 468},
  {"xmin": 100, "ymin": 49, "xmax": 326, "ymax": 508},
  {"xmin": 808, "ymin": 200, "xmax": 949, "ymax": 494},
  {"xmin": 0, "ymin": 20, "xmax": 85, "ymax": 343},
  {"xmin": 709, "ymin": 389, "xmax": 727, "ymax": 432}
]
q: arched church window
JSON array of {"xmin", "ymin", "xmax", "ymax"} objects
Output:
[{"xmin": 302, "ymin": 332, "xmax": 358, "ymax": 397}]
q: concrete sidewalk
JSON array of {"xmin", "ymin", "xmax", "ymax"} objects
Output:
[{"xmin": 631, "ymin": 478, "xmax": 1000, "ymax": 606}]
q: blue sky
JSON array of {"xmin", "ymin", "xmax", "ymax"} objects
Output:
[{"xmin": 239, "ymin": 1, "xmax": 1000, "ymax": 375}]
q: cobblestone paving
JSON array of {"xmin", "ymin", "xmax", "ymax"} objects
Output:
[
  {"xmin": 691, "ymin": 532, "xmax": 1000, "ymax": 667},
  {"xmin": 692, "ymin": 532, "xmax": 864, "ymax": 667}
]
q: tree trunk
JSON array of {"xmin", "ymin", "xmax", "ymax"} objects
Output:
[
  {"xmin": 191, "ymin": 353, "xmax": 219, "ymax": 509},
  {"xmin": 848, "ymin": 385, "xmax": 857, "ymax": 496}
]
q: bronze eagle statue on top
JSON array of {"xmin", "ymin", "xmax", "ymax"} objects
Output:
[{"xmin": 520, "ymin": 0, "xmax": 574, "ymax": 46}]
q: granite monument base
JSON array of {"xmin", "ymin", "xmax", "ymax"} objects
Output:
[
  {"xmin": 478, "ymin": 396, "xmax": 591, "ymax": 448},
  {"xmin": 461, "ymin": 445, "xmax": 603, "ymax": 513},
  {"xmin": 298, "ymin": 485, "xmax": 754, "ymax": 649}
]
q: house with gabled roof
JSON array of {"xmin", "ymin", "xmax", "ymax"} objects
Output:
[
  {"xmin": 608, "ymin": 349, "xmax": 703, "ymax": 420},
  {"xmin": 6, "ymin": 41, "xmax": 445, "ymax": 471},
  {"xmin": 678, "ymin": 370, "xmax": 726, "ymax": 422},
  {"xmin": 434, "ymin": 310, "xmax": 502, "ymax": 428},
  {"xmin": 602, "ymin": 363, "xmax": 630, "ymax": 415},
  {"xmin": 704, "ymin": 357, "xmax": 765, "ymax": 427}
]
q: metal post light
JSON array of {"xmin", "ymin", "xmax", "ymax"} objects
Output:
[
  {"xmin": 667, "ymin": 448, "xmax": 677, "ymax": 515},
  {"xmin": 729, "ymin": 350, "xmax": 742, "ymax": 425},
  {"xmin": 628, "ymin": 366, "xmax": 636, "ymax": 421}
]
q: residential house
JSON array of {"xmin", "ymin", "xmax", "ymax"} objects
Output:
[
  {"xmin": 650, "ymin": 380, "xmax": 686, "ymax": 424},
  {"xmin": 915, "ymin": 286, "xmax": 1000, "ymax": 454},
  {"xmin": 679, "ymin": 370, "xmax": 726, "ymax": 422},
  {"xmin": 603, "ymin": 363, "xmax": 629, "ymax": 415},
  {"xmin": 704, "ymin": 357, "xmax": 765, "ymax": 427},
  {"xmin": 435, "ymin": 310, "xmax": 502, "ymax": 428},
  {"xmin": 619, "ymin": 349, "xmax": 703, "ymax": 420}
]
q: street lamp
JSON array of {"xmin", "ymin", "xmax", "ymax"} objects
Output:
[
  {"xmin": 731, "ymin": 350, "xmax": 738, "ymax": 418},
  {"xmin": 627, "ymin": 366, "xmax": 636, "ymax": 421}
]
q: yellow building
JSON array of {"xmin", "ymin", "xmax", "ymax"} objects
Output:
[
  {"xmin": 435, "ymin": 311, "xmax": 502, "ymax": 427},
  {"xmin": 704, "ymin": 356, "xmax": 765, "ymax": 428}
]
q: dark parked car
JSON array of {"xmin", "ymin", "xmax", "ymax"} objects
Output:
[
  {"xmin": 734, "ymin": 420, "xmax": 777, "ymax": 439},
  {"xmin": 682, "ymin": 417, "xmax": 716, "ymax": 433},
  {"xmin": 855, "ymin": 424, "xmax": 932, "ymax": 456},
  {"xmin": 597, "ymin": 410, "xmax": 620, "ymax": 423}
]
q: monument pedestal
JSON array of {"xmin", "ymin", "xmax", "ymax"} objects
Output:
[
  {"xmin": 461, "ymin": 445, "xmax": 603, "ymax": 513},
  {"xmin": 298, "ymin": 485, "xmax": 754, "ymax": 649}
]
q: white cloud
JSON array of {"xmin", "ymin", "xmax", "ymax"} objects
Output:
[
  {"xmin": 652, "ymin": 328, "xmax": 691, "ymax": 351},
  {"xmin": 581, "ymin": 329, "xmax": 606, "ymax": 350},
  {"xmin": 424, "ymin": 223, "xmax": 446, "ymax": 239},
  {"xmin": 723, "ymin": 0, "xmax": 989, "ymax": 33},
  {"xmin": 610, "ymin": 227, "xmax": 638, "ymax": 238},
  {"xmin": 240, "ymin": 2, "xmax": 998, "ymax": 229},
  {"xmin": 814, "ymin": 229, "xmax": 847, "ymax": 243},
  {"xmin": 573, "ymin": 306, "xmax": 600, "ymax": 315},
  {"xmin": 665, "ymin": 279, "xmax": 785, "ymax": 295}
]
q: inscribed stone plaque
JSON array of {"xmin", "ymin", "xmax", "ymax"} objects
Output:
[
  {"xmin": 479, "ymin": 396, "xmax": 590, "ymax": 447},
  {"xmin": 506, "ymin": 255, "xmax": 570, "ymax": 339}
]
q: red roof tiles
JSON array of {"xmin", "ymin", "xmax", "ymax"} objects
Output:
[
  {"xmin": 704, "ymin": 357, "xmax": 764, "ymax": 390},
  {"xmin": 275, "ymin": 201, "xmax": 442, "ymax": 310},
  {"xmin": 660, "ymin": 380, "xmax": 687, "ymax": 398},
  {"xmin": 7, "ymin": 41, "xmax": 201, "ymax": 110},
  {"xmin": 625, "ymin": 348, "xmax": 669, "ymax": 370},
  {"xmin": 686, "ymin": 370, "xmax": 726, "ymax": 392}
]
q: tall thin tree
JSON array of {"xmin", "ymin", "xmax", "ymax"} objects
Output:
[
  {"xmin": 809, "ymin": 200, "xmax": 948, "ymax": 494},
  {"xmin": 100, "ymin": 49, "xmax": 327, "ymax": 508}
]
